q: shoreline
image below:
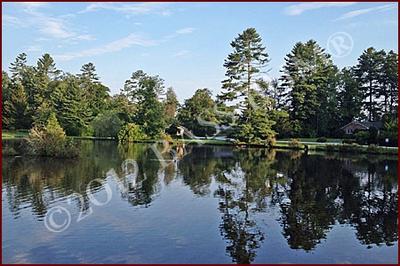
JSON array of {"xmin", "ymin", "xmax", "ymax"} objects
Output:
[{"xmin": 2, "ymin": 133, "xmax": 397, "ymax": 156}]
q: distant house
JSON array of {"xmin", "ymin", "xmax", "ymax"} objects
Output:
[{"xmin": 340, "ymin": 121, "xmax": 383, "ymax": 135}]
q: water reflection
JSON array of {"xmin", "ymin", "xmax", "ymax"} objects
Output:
[{"xmin": 2, "ymin": 140, "xmax": 398, "ymax": 263}]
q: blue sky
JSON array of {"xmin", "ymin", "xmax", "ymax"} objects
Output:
[{"xmin": 2, "ymin": 2, "xmax": 398, "ymax": 102}]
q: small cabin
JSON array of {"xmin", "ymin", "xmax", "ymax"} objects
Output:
[{"xmin": 340, "ymin": 121, "xmax": 383, "ymax": 135}]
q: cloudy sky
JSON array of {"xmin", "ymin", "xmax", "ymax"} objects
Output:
[{"xmin": 2, "ymin": 2, "xmax": 398, "ymax": 101}]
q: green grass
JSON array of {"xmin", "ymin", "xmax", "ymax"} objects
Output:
[
  {"xmin": 2, "ymin": 130, "xmax": 29, "ymax": 139},
  {"xmin": 3, "ymin": 130, "xmax": 396, "ymax": 155},
  {"xmin": 279, "ymin": 138, "xmax": 342, "ymax": 143}
]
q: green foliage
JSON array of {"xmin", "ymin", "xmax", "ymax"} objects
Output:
[
  {"xmin": 378, "ymin": 116, "xmax": 398, "ymax": 146},
  {"xmin": 353, "ymin": 48, "xmax": 385, "ymax": 121},
  {"xmin": 342, "ymin": 139, "xmax": 357, "ymax": 144},
  {"xmin": 118, "ymin": 123, "xmax": 147, "ymax": 143},
  {"xmin": 280, "ymin": 40, "xmax": 339, "ymax": 137},
  {"xmin": 177, "ymin": 88, "xmax": 218, "ymax": 137},
  {"xmin": 2, "ymin": 39, "xmax": 398, "ymax": 146},
  {"xmin": 337, "ymin": 68, "xmax": 363, "ymax": 124},
  {"xmin": 122, "ymin": 70, "xmax": 166, "ymax": 138},
  {"xmin": 288, "ymin": 139, "xmax": 302, "ymax": 149},
  {"xmin": 7, "ymin": 82, "xmax": 31, "ymax": 129},
  {"xmin": 92, "ymin": 112, "xmax": 123, "ymax": 138},
  {"xmin": 161, "ymin": 133, "xmax": 174, "ymax": 143},
  {"xmin": 164, "ymin": 87, "xmax": 179, "ymax": 125},
  {"xmin": 219, "ymin": 28, "xmax": 269, "ymax": 108},
  {"xmin": 354, "ymin": 131, "xmax": 369, "ymax": 145},
  {"xmin": 27, "ymin": 113, "xmax": 79, "ymax": 158}
]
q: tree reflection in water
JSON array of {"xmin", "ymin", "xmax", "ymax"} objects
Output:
[{"xmin": 2, "ymin": 140, "xmax": 398, "ymax": 263}]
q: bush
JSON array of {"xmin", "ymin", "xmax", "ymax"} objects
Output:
[
  {"xmin": 338, "ymin": 143, "xmax": 362, "ymax": 153},
  {"xmin": 367, "ymin": 144, "xmax": 381, "ymax": 154},
  {"xmin": 316, "ymin": 137, "xmax": 327, "ymax": 143},
  {"xmin": 2, "ymin": 146, "xmax": 18, "ymax": 156},
  {"xmin": 354, "ymin": 131, "xmax": 369, "ymax": 145},
  {"xmin": 27, "ymin": 113, "xmax": 79, "ymax": 158},
  {"xmin": 162, "ymin": 133, "xmax": 174, "ymax": 143},
  {"xmin": 92, "ymin": 112, "xmax": 123, "ymax": 139},
  {"xmin": 342, "ymin": 138, "xmax": 356, "ymax": 144},
  {"xmin": 325, "ymin": 144, "xmax": 336, "ymax": 152},
  {"xmin": 118, "ymin": 123, "xmax": 147, "ymax": 143},
  {"xmin": 288, "ymin": 138, "xmax": 302, "ymax": 149}
]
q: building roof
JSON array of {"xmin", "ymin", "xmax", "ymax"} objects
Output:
[{"xmin": 339, "ymin": 120, "xmax": 383, "ymax": 130}]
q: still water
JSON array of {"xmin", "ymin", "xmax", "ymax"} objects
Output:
[{"xmin": 2, "ymin": 140, "xmax": 398, "ymax": 264}]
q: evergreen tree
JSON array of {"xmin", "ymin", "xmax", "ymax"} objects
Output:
[
  {"xmin": 354, "ymin": 47, "xmax": 385, "ymax": 121},
  {"xmin": 7, "ymin": 82, "xmax": 30, "ymax": 129},
  {"xmin": 219, "ymin": 28, "xmax": 276, "ymax": 144},
  {"xmin": 177, "ymin": 88, "xmax": 218, "ymax": 137},
  {"xmin": 337, "ymin": 68, "xmax": 363, "ymax": 124},
  {"xmin": 380, "ymin": 50, "xmax": 398, "ymax": 115},
  {"xmin": 78, "ymin": 62, "xmax": 99, "ymax": 82},
  {"xmin": 280, "ymin": 40, "xmax": 338, "ymax": 137},
  {"xmin": 122, "ymin": 70, "xmax": 166, "ymax": 138},
  {"xmin": 2, "ymin": 71, "xmax": 12, "ymax": 128},
  {"xmin": 219, "ymin": 28, "xmax": 270, "ymax": 111},
  {"xmin": 78, "ymin": 62, "xmax": 109, "ymax": 119},
  {"xmin": 9, "ymin": 53, "xmax": 27, "ymax": 81},
  {"xmin": 164, "ymin": 87, "xmax": 179, "ymax": 125},
  {"xmin": 36, "ymin": 53, "xmax": 60, "ymax": 80},
  {"xmin": 50, "ymin": 75, "xmax": 91, "ymax": 136}
]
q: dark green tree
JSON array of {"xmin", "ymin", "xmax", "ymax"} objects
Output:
[
  {"xmin": 280, "ymin": 40, "xmax": 338, "ymax": 137},
  {"xmin": 9, "ymin": 53, "xmax": 27, "ymax": 81},
  {"xmin": 164, "ymin": 87, "xmax": 179, "ymax": 125},
  {"xmin": 219, "ymin": 28, "xmax": 270, "ymax": 111},
  {"xmin": 78, "ymin": 63, "xmax": 110, "ymax": 119},
  {"xmin": 353, "ymin": 47, "xmax": 386, "ymax": 121},
  {"xmin": 122, "ymin": 70, "xmax": 166, "ymax": 138},
  {"xmin": 337, "ymin": 68, "xmax": 363, "ymax": 124},
  {"xmin": 2, "ymin": 71, "xmax": 12, "ymax": 128},
  {"xmin": 7, "ymin": 82, "xmax": 30, "ymax": 129},
  {"xmin": 380, "ymin": 50, "xmax": 398, "ymax": 115},
  {"xmin": 177, "ymin": 88, "xmax": 218, "ymax": 137}
]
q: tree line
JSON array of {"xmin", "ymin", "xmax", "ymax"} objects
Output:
[{"xmin": 2, "ymin": 28, "xmax": 398, "ymax": 145}]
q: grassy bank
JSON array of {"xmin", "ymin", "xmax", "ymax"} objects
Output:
[
  {"xmin": 3, "ymin": 130, "xmax": 397, "ymax": 155},
  {"xmin": 2, "ymin": 130, "xmax": 29, "ymax": 139},
  {"xmin": 274, "ymin": 140, "xmax": 397, "ymax": 155}
]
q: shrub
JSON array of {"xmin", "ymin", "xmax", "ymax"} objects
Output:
[
  {"xmin": 288, "ymin": 138, "xmax": 302, "ymax": 149},
  {"xmin": 2, "ymin": 146, "xmax": 18, "ymax": 156},
  {"xmin": 367, "ymin": 144, "xmax": 381, "ymax": 154},
  {"xmin": 118, "ymin": 123, "xmax": 147, "ymax": 143},
  {"xmin": 162, "ymin": 133, "xmax": 174, "ymax": 143},
  {"xmin": 354, "ymin": 131, "xmax": 370, "ymax": 145},
  {"xmin": 325, "ymin": 144, "xmax": 336, "ymax": 152},
  {"xmin": 338, "ymin": 143, "xmax": 362, "ymax": 153},
  {"xmin": 27, "ymin": 113, "xmax": 79, "ymax": 158},
  {"xmin": 316, "ymin": 137, "xmax": 327, "ymax": 143},
  {"xmin": 92, "ymin": 112, "xmax": 123, "ymax": 139},
  {"xmin": 342, "ymin": 138, "xmax": 356, "ymax": 144}
]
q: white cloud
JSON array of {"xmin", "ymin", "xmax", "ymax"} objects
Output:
[
  {"xmin": 80, "ymin": 2, "xmax": 172, "ymax": 16},
  {"xmin": 2, "ymin": 15, "xmax": 27, "ymax": 28},
  {"xmin": 54, "ymin": 34, "xmax": 158, "ymax": 61},
  {"xmin": 176, "ymin": 27, "xmax": 195, "ymax": 34},
  {"xmin": 7, "ymin": 2, "xmax": 95, "ymax": 42},
  {"xmin": 26, "ymin": 45, "xmax": 42, "ymax": 52},
  {"xmin": 15, "ymin": 2, "xmax": 48, "ymax": 11},
  {"xmin": 173, "ymin": 50, "xmax": 190, "ymax": 58},
  {"xmin": 39, "ymin": 19, "xmax": 74, "ymax": 39},
  {"xmin": 284, "ymin": 2, "xmax": 356, "ymax": 16},
  {"xmin": 335, "ymin": 4, "xmax": 396, "ymax": 20}
]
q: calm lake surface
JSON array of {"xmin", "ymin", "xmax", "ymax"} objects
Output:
[{"xmin": 2, "ymin": 140, "xmax": 398, "ymax": 264}]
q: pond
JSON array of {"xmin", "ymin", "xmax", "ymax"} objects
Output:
[{"xmin": 2, "ymin": 140, "xmax": 398, "ymax": 264}]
